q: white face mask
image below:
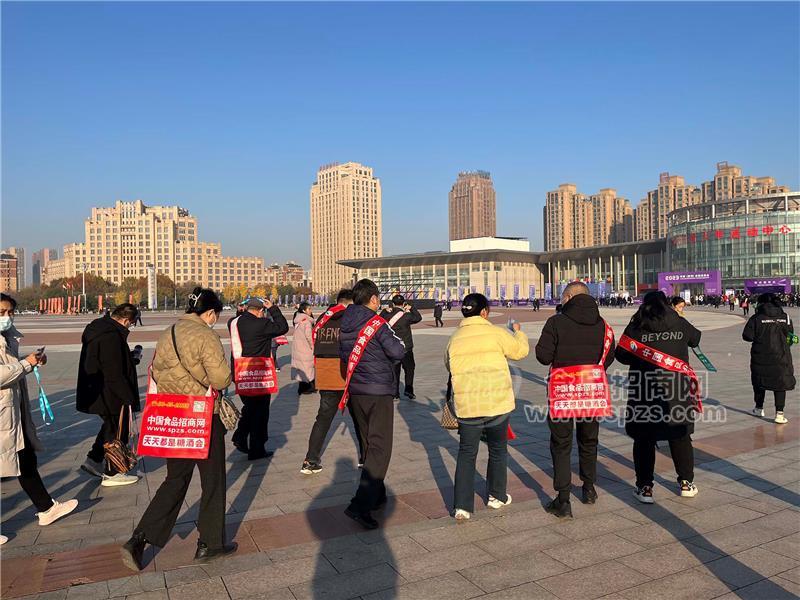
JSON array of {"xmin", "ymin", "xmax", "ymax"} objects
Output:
[{"xmin": 0, "ymin": 316, "xmax": 13, "ymax": 332}]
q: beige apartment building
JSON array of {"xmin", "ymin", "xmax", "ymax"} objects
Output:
[
  {"xmin": 448, "ymin": 171, "xmax": 497, "ymax": 241},
  {"xmin": 545, "ymin": 184, "xmax": 633, "ymax": 250},
  {"xmin": 1, "ymin": 247, "xmax": 25, "ymax": 289},
  {"xmin": 0, "ymin": 254, "xmax": 19, "ymax": 292},
  {"xmin": 310, "ymin": 162, "xmax": 382, "ymax": 295},
  {"xmin": 264, "ymin": 261, "xmax": 306, "ymax": 287}
]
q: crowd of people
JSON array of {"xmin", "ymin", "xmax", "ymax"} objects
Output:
[{"xmin": 0, "ymin": 282, "xmax": 794, "ymax": 565}]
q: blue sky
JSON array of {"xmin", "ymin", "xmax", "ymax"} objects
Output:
[{"xmin": 3, "ymin": 1, "xmax": 799, "ymax": 272}]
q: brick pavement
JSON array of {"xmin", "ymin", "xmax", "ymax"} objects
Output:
[{"xmin": 1, "ymin": 306, "xmax": 798, "ymax": 599}]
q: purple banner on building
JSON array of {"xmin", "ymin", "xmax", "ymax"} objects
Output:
[
  {"xmin": 658, "ymin": 270, "xmax": 722, "ymax": 295},
  {"xmin": 500, "ymin": 284, "xmax": 506, "ymax": 299},
  {"xmin": 545, "ymin": 283, "xmax": 552, "ymax": 301},
  {"xmin": 744, "ymin": 278, "xmax": 792, "ymax": 294},
  {"xmin": 513, "ymin": 284, "xmax": 519, "ymax": 301},
  {"xmin": 528, "ymin": 284, "xmax": 535, "ymax": 300}
]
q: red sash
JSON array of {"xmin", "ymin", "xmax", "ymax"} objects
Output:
[
  {"xmin": 618, "ymin": 334, "xmax": 702, "ymax": 412},
  {"xmin": 548, "ymin": 321, "xmax": 614, "ymax": 419},
  {"xmin": 274, "ymin": 335, "xmax": 289, "ymax": 346},
  {"xmin": 312, "ymin": 304, "xmax": 346, "ymax": 347},
  {"xmin": 338, "ymin": 315, "xmax": 387, "ymax": 411},
  {"xmin": 230, "ymin": 316, "xmax": 279, "ymax": 396}
]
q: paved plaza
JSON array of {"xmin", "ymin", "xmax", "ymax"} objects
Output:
[{"xmin": 1, "ymin": 305, "xmax": 799, "ymax": 600}]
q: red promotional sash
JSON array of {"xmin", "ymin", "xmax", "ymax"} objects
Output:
[
  {"xmin": 230, "ymin": 316, "xmax": 279, "ymax": 396},
  {"xmin": 548, "ymin": 321, "xmax": 615, "ymax": 419},
  {"xmin": 618, "ymin": 334, "xmax": 702, "ymax": 412},
  {"xmin": 338, "ymin": 315, "xmax": 387, "ymax": 411},
  {"xmin": 312, "ymin": 304, "xmax": 346, "ymax": 346},
  {"xmin": 138, "ymin": 365, "xmax": 216, "ymax": 460},
  {"xmin": 274, "ymin": 335, "xmax": 289, "ymax": 346}
]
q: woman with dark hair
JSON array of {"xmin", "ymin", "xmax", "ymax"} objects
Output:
[
  {"xmin": 121, "ymin": 288, "xmax": 234, "ymax": 570},
  {"xmin": 292, "ymin": 302, "xmax": 316, "ymax": 395},
  {"xmin": 615, "ymin": 291, "xmax": 702, "ymax": 504},
  {"xmin": 446, "ymin": 293, "xmax": 529, "ymax": 520},
  {"xmin": 670, "ymin": 296, "xmax": 686, "ymax": 317},
  {"xmin": 743, "ymin": 293, "xmax": 795, "ymax": 424}
]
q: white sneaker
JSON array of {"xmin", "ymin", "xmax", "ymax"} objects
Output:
[
  {"xmin": 752, "ymin": 407, "xmax": 765, "ymax": 418},
  {"xmin": 101, "ymin": 473, "xmax": 140, "ymax": 487},
  {"xmin": 37, "ymin": 499, "xmax": 79, "ymax": 526},
  {"xmin": 80, "ymin": 458, "xmax": 104, "ymax": 478},
  {"xmin": 487, "ymin": 494, "xmax": 512, "ymax": 509},
  {"xmin": 775, "ymin": 412, "xmax": 788, "ymax": 424},
  {"xmin": 679, "ymin": 480, "xmax": 699, "ymax": 498},
  {"xmin": 454, "ymin": 509, "xmax": 471, "ymax": 521},
  {"xmin": 634, "ymin": 485, "xmax": 655, "ymax": 504},
  {"xmin": 0, "ymin": 534, "xmax": 7, "ymax": 545}
]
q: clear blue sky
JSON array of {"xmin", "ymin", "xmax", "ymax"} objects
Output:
[{"xmin": 3, "ymin": 1, "xmax": 799, "ymax": 272}]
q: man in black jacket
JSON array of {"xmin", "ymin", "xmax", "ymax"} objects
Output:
[
  {"xmin": 228, "ymin": 297, "xmax": 289, "ymax": 460},
  {"xmin": 77, "ymin": 303, "xmax": 141, "ymax": 487},
  {"xmin": 433, "ymin": 303, "xmax": 444, "ymax": 327},
  {"xmin": 379, "ymin": 295, "xmax": 422, "ymax": 399},
  {"xmin": 535, "ymin": 282, "xmax": 615, "ymax": 518}
]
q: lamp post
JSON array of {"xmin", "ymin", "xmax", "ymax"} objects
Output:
[{"xmin": 81, "ymin": 262, "xmax": 88, "ymax": 313}]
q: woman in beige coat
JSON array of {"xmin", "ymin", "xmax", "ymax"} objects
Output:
[
  {"xmin": 0, "ymin": 293, "xmax": 78, "ymax": 544},
  {"xmin": 291, "ymin": 302, "xmax": 316, "ymax": 394},
  {"xmin": 121, "ymin": 288, "xmax": 233, "ymax": 570}
]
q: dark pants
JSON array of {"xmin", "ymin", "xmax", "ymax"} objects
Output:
[
  {"xmin": 454, "ymin": 416, "xmax": 509, "ymax": 513},
  {"xmin": 394, "ymin": 351, "xmax": 415, "ymax": 395},
  {"xmin": 347, "ymin": 394, "xmax": 394, "ymax": 515},
  {"xmin": 305, "ymin": 390, "xmax": 365, "ymax": 464},
  {"xmin": 271, "ymin": 346, "xmax": 278, "ymax": 367},
  {"xmin": 298, "ymin": 380, "xmax": 316, "ymax": 394},
  {"xmin": 548, "ymin": 417, "xmax": 599, "ymax": 500},
  {"xmin": 633, "ymin": 434, "xmax": 694, "ymax": 488},
  {"xmin": 232, "ymin": 395, "xmax": 270, "ymax": 458},
  {"xmin": 135, "ymin": 415, "xmax": 226, "ymax": 548},
  {"xmin": 18, "ymin": 409, "xmax": 54, "ymax": 513},
  {"xmin": 755, "ymin": 388, "xmax": 786, "ymax": 412},
  {"xmin": 434, "ymin": 316, "xmax": 443, "ymax": 327},
  {"xmin": 87, "ymin": 413, "xmax": 131, "ymax": 475}
]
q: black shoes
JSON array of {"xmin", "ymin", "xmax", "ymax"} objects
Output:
[
  {"xmin": 545, "ymin": 497, "xmax": 573, "ymax": 519},
  {"xmin": 404, "ymin": 387, "xmax": 416, "ymax": 400},
  {"xmin": 582, "ymin": 486, "xmax": 598, "ymax": 505},
  {"xmin": 344, "ymin": 507, "xmax": 379, "ymax": 529},
  {"xmin": 194, "ymin": 541, "xmax": 238, "ymax": 562},
  {"xmin": 120, "ymin": 531, "xmax": 147, "ymax": 571}
]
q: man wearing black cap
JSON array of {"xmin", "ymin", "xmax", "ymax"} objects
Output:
[
  {"xmin": 228, "ymin": 297, "xmax": 288, "ymax": 460},
  {"xmin": 379, "ymin": 295, "xmax": 422, "ymax": 399}
]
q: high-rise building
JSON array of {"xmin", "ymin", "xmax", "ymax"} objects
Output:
[
  {"xmin": 449, "ymin": 171, "xmax": 497, "ymax": 241},
  {"xmin": 310, "ymin": 162, "xmax": 382, "ymax": 294},
  {"xmin": 32, "ymin": 248, "xmax": 59, "ymax": 286},
  {"xmin": 2, "ymin": 247, "xmax": 25, "ymax": 289},
  {"xmin": 0, "ymin": 253, "xmax": 19, "ymax": 292},
  {"xmin": 264, "ymin": 261, "xmax": 306, "ymax": 287},
  {"xmin": 545, "ymin": 184, "xmax": 633, "ymax": 250},
  {"xmin": 544, "ymin": 184, "xmax": 578, "ymax": 251}
]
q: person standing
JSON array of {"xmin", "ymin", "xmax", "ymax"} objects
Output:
[
  {"xmin": 433, "ymin": 303, "xmax": 444, "ymax": 328},
  {"xmin": 0, "ymin": 293, "xmax": 78, "ymax": 544},
  {"xmin": 379, "ymin": 295, "xmax": 421, "ymax": 399},
  {"xmin": 121, "ymin": 288, "xmax": 234, "ymax": 570},
  {"xmin": 616, "ymin": 291, "xmax": 702, "ymax": 503},
  {"xmin": 292, "ymin": 302, "xmax": 316, "ymax": 395},
  {"xmin": 229, "ymin": 297, "xmax": 288, "ymax": 460},
  {"xmin": 76, "ymin": 303, "xmax": 141, "ymax": 487},
  {"xmin": 446, "ymin": 293, "xmax": 529, "ymax": 520},
  {"xmin": 535, "ymin": 282, "xmax": 615, "ymax": 518},
  {"xmin": 300, "ymin": 289, "xmax": 364, "ymax": 474},
  {"xmin": 741, "ymin": 295, "xmax": 750, "ymax": 317},
  {"xmin": 743, "ymin": 293, "xmax": 795, "ymax": 424},
  {"xmin": 339, "ymin": 280, "xmax": 406, "ymax": 529}
]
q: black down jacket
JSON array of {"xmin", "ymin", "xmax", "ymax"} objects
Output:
[{"xmin": 743, "ymin": 303, "xmax": 795, "ymax": 392}]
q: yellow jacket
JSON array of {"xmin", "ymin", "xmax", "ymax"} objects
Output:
[{"xmin": 445, "ymin": 316, "xmax": 529, "ymax": 418}]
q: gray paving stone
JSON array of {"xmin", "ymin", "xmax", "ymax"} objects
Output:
[
  {"xmin": 548, "ymin": 511, "xmax": 640, "ymax": 541},
  {"xmin": 124, "ymin": 591, "xmax": 169, "ymax": 600},
  {"xmin": 322, "ymin": 534, "xmax": 426, "ymax": 573},
  {"xmin": 222, "ymin": 556, "xmax": 336, "ymax": 598},
  {"xmin": 618, "ymin": 540, "xmax": 720, "ymax": 578},
  {"xmin": 164, "ymin": 566, "xmax": 209, "ymax": 588},
  {"xmin": 409, "ymin": 519, "xmax": 505, "ymax": 551},
  {"xmin": 459, "ymin": 551, "xmax": 570, "ymax": 593},
  {"xmin": 107, "ymin": 573, "xmax": 166, "ymax": 597},
  {"xmin": 702, "ymin": 576, "xmax": 800, "ymax": 600},
  {"xmin": 289, "ymin": 562, "xmax": 402, "ymax": 599},
  {"xmin": 475, "ymin": 528, "xmax": 570, "ymax": 559},
  {"xmin": 542, "ymin": 534, "xmax": 644, "ymax": 569},
  {"xmin": 478, "ymin": 581, "xmax": 559, "ymax": 600},
  {"xmin": 618, "ymin": 570, "xmax": 731, "ymax": 600},
  {"xmin": 65, "ymin": 581, "xmax": 110, "ymax": 600},
  {"xmin": 537, "ymin": 560, "xmax": 650, "ymax": 599},
  {"xmin": 166, "ymin": 577, "xmax": 230, "ymax": 600},
  {"xmin": 362, "ymin": 572, "xmax": 484, "ymax": 600},
  {"xmin": 687, "ymin": 519, "xmax": 790, "ymax": 555},
  {"xmin": 691, "ymin": 545, "xmax": 799, "ymax": 588},
  {"xmin": 390, "ymin": 542, "xmax": 494, "ymax": 583}
]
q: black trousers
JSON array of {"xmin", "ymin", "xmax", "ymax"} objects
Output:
[
  {"xmin": 548, "ymin": 417, "xmax": 599, "ymax": 500},
  {"xmin": 434, "ymin": 316, "xmax": 444, "ymax": 327},
  {"xmin": 754, "ymin": 388, "xmax": 786, "ymax": 412},
  {"xmin": 232, "ymin": 395, "xmax": 270, "ymax": 458},
  {"xmin": 454, "ymin": 416, "xmax": 509, "ymax": 512},
  {"xmin": 305, "ymin": 390, "xmax": 365, "ymax": 464},
  {"xmin": 18, "ymin": 408, "xmax": 54, "ymax": 513},
  {"xmin": 135, "ymin": 414, "xmax": 227, "ymax": 549},
  {"xmin": 633, "ymin": 434, "xmax": 694, "ymax": 488},
  {"xmin": 87, "ymin": 413, "xmax": 131, "ymax": 475},
  {"xmin": 347, "ymin": 394, "xmax": 394, "ymax": 514},
  {"xmin": 394, "ymin": 351, "xmax": 415, "ymax": 395}
]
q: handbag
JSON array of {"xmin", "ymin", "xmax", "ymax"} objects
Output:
[
  {"xmin": 104, "ymin": 406, "xmax": 138, "ymax": 473},
  {"xmin": 441, "ymin": 375, "xmax": 458, "ymax": 430}
]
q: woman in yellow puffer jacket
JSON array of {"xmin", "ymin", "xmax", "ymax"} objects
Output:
[{"xmin": 445, "ymin": 293, "xmax": 529, "ymax": 520}]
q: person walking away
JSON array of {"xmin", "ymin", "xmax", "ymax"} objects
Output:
[
  {"xmin": 339, "ymin": 280, "xmax": 406, "ymax": 529},
  {"xmin": 121, "ymin": 288, "xmax": 234, "ymax": 570},
  {"xmin": 433, "ymin": 303, "xmax": 444, "ymax": 328},
  {"xmin": 229, "ymin": 297, "xmax": 288, "ymax": 460},
  {"xmin": 292, "ymin": 302, "xmax": 316, "ymax": 395},
  {"xmin": 301, "ymin": 289, "xmax": 364, "ymax": 474},
  {"xmin": 743, "ymin": 293, "xmax": 795, "ymax": 424},
  {"xmin": 0, "ymin": 294, "xmax": 78, "ymax": 544},
  {"xmin": 446, "ymin": 293, "xmax": 529, "ymax": 520},
  {"xmin": 535, "ymin": 282, "xmax": 615, "ymax": 518},
  {"xmin": 741, "ymin": 296, "xmax": 750, "ymax": 317},
  {"xmin": 76, "ymin": 303, "xmax": 142, "ymax": 486},
  {"xmin": 379, "ymin": 295, "xmax": 422, "ymax": 399},
  {"xmin": 616, "ymin": 291, "xmax": 702, "ymax": 503}
]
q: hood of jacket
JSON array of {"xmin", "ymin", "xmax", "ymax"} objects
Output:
[
  {"xmin": 560, "ymin": 294, "xmax": 601, "ymax": 326},
  {"xmin": 83, "ymin": 314, "xmax": 130, "ymax": 343},
  {"xmin": 294, "ymin": 312, "xmax": 313, "ymax": 327},
  {"xmin": 757, "ymin": 302, "xmax": 786, "ymax": 318},
  {"xmin": 340, "ymin": 304, "xmax": 379, "ymax": 335}
]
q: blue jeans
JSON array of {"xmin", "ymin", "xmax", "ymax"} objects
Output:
[{"xmin": 453, "ymin": 415, "xmax": 509, "ymax": 513}]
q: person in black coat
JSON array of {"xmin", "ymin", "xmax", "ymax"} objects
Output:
[
  {"xmin": 379, "ymin": 295, "xmax": 422, "ymax": 399},
  {"xmin": 433, "ymin": 303, "xmax": 444, "ymax": 327},
  {"xmin": 77, "ymin": 303, "xmax": 141, "ymax": 486},
  {"xmin": 339, "ymin": 280, "xmax": 406, "ymax": 529},
  {"xmin": 535, "ymin": 282, "xmax": 616, "ymax": 518},
  {"xmin": 615, "ymin": 291, "xmax": 702, "ymax": 505},
  {"xmin": 743, "ymin": 293, "xmax": 795, "ymax": 424}
]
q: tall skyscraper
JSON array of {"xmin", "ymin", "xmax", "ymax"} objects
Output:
[
  {"xmin": 448, "ymin": 171, "xmax": 497, "ymax": 241},
  {"xmin": 2, "ymin": 247, "xmax": 25, "ymax": 288},
  {"xmin": 0, "ymin": 253, "xmax": 19, "ymax": 292},
  {"xmin": 32, "ymin": 248, "xmax": 58, "ymax": 286},
  {"xmin": 310, "ymin": 162, "xmax": 382, "ymax": 294}
]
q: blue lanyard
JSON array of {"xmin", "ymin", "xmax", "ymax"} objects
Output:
[{"xmin": 33, "ymin": 367, "xmax": 54, "ymax": 425}]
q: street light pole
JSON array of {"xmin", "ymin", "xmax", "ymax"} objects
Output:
[{"xmin": 81, "ymin": 262, "xmax": 87, "ymax": 313}]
